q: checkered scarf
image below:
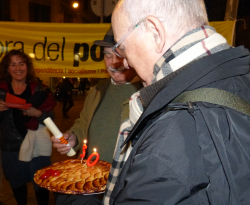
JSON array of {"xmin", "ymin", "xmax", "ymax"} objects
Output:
[{"xmin": 103, "ymin": 25, "xmax": 230, "ymax": 204}]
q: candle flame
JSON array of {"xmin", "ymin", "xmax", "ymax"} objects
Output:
[
  {"xmin": 93, "ymin": 148, "xmax": 97, "ymax": 152},
  {"xmin": 84, "ymin": 140, "xmax": 87, "ymax": 144}
]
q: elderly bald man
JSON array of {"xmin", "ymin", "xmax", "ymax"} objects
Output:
[{"xmin": 109, "ymin": 0, "xmax": 250, "ymax": 204}]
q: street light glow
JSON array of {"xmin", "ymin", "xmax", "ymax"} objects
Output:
[
  {"xmin": 29, "ymin": 53, "xmax": 35, "ymax": 58},
  {"xmin": 72, "ymin": 2, "xmax": 79, "ymax": 8}
]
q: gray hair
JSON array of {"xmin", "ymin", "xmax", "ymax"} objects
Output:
[{"xmin": 119, "ymin": 0, "xmax": 209, "ymax": 37}]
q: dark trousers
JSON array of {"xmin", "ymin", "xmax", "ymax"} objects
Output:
[
  {"xmin": 55, "ymin": 193, "xmax": 102, "ymax": 205},
  {"xmin": 62, "ymin": 99, "xmax": 74, "ymax": 115},
  {"xmin": 1, "ymin": 151, "xmax": 51, "ymax": 205},
  {"xmin": 12, "ymin": 183, "xmax": 49, "ymax": 205}
]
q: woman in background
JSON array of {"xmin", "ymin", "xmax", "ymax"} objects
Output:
[{"xmin": 0, "ymin": 49, "xmax": 56, "ymax": 205}]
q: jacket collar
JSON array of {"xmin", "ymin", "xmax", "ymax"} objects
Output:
[
  {"xmin": 121, "ymin": 46, "xmax": 250, "ymax": 147},
  {"xmin": 152, "ymin": 26, "xmax": 229, "ymax": 84}
]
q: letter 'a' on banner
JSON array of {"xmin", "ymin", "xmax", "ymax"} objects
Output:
[{"xmin": 0, "ymin": 21, "xmax": 235, "ymax": 78}]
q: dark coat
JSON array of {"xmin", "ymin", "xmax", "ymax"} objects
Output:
[{"xmin": 110, "ymin": 46, "xmax": 250, "ymax": 205}]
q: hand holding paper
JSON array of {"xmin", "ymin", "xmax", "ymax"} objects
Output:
[
  {"xmin": 5, "ymin": 93, "xmax": 32, "ymax": 109},
  {"xmin": 0, "ymin": 100, "xmax": 9, "ymax": 111},
  {"xmin": 44, "ymin": 117, "xmax": 76, "ymax": 157}
]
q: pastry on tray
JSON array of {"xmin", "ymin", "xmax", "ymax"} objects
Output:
[{"xmin": 34, "ymin": 159, "xmax": 111, "ymax": 194}]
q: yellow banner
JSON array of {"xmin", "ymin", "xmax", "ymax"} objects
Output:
[
  {"xmin": 0, "ymin": 21, "xmax": 235, "ymax": 78},
  {"xmin": 209, "ymin": 21, "xmax": 235, "ymax": 46}
]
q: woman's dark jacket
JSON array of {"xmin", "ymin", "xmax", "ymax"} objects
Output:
[
  {"xmin": 0, "ymin": 81, "xmax": 56, "ymax": 151},
  {"xmin": 110, "ymin": 46, "xmax": 250, "ymax": 204}
]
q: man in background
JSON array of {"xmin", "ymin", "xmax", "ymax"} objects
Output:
[
  {"xmin": 61, "ymin": 78, "xmax": 74, "ymax": 119},
  {"xmin": 79, "ymin": 78, "xmax": 89, "ymax": 95},
  {"xmin": 51, "ymin": 26, "xmax": 142, "ymax": 205}
]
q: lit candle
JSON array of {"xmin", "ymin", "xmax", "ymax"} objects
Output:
[
  {"xmin": 86, "ymin": 148, "xmax": 100, "ymax": 167},
  {"xmin": 43, "ymin": 117, "xmax": 76, "ymax": 157},
  {"xmin": 80, "ymin": 140, "xmax": 87, "ymax": 163}
]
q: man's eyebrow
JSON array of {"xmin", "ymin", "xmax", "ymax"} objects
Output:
[
  {"xmin": 120, "ymin": 45, "xmax": 125, "ymax": 51},
  {"xmin": 103, "ymin": 51, "xmax": 111, "ymax": 54}
]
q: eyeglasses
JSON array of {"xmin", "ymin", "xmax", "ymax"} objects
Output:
[
  {"xmin": 112, "ymin": 17, "xmax": 166, "ymax": 58},
  {"xmin": 112, "ymin": 20, "xmax": 144, "ymax": 58}
]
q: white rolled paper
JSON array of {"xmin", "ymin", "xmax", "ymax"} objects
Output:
[
  {"xmin": 43, "ymin": 117, "xmax": 76, "ymax": 156},
  {"xmin": 44, "ymin": 117, "xmax": 62, "ymax": 138}
]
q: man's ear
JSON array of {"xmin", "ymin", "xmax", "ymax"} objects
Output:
[{"xmin": 145, "ymin": 16, "xmax": 165, "ymax": 53}]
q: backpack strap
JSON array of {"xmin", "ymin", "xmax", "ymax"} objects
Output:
[{"xmin": 170, "ymin": 88, "xmax": 250, "ymax": 116}]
